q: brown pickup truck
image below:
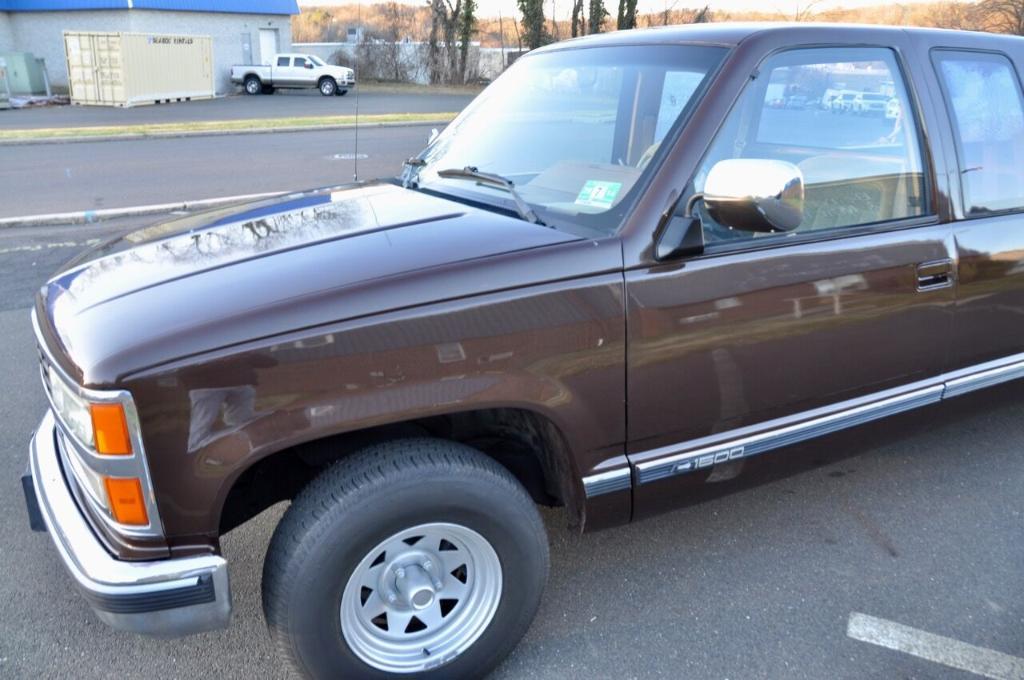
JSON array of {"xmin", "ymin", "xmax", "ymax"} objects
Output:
[{"xmin": 23, "ymin": 23, "xmax": 1024, "ymax": 679}]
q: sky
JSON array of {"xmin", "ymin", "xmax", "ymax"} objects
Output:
[{"xmin": 298, "ymin": 0, "xmax": 951, "ymax": 22}]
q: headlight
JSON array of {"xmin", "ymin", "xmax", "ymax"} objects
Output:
[
  {"xmin": 47, "ymin": 368, "xmax": 94, "ymax": 447},
  {"xmin": 46, "ymin": 370, "xmax": 149, "ymax": 526},
  {"xmin": 46, "ymin": 367, "xmax": 132, "ymax": 456},
  {"xmin": 35, "ymin": 308, "xmax": 160, "ymax": 534},
  {"xmin": 61, "ymin": 432, "xmax": 111, "ymax": 509}
]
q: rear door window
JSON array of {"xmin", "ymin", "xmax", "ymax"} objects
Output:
[
  {"xmin": 277, "ymin": 56, "xmax": 289, "ymax": 67},
  {"xmin": 932, "ymin": 50, "xmax": 1024, "ymax": 215}
]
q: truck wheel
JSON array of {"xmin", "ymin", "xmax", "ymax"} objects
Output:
[
  {"xmin": 262, "ymin": 438, "xmax": 549, "ymax": 679},
  {"xmin": 319, "ymin": 77, "xmax": 338, "ymax": 96},
  {"xmin": 244, "ymin": 76, "xmax": 262, "ymax": 95}
]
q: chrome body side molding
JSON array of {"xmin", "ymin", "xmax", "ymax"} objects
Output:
[
  {"xmin": 943, "ymin": 354, "xmax": 1024, "ymax": 399},
  {"xmin": 582, "ymin": 467, "xmax": 632, "ymax": 498},
  {"xmin": 630, "ymin": 351, "xmax": 1024, "ymax": 486}
]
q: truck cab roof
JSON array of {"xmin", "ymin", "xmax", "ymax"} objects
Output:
[{"xmin": 538, "ymin": 22, "xmax": 1024, "ymax": 51}]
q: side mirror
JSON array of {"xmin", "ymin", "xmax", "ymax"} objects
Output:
[
  {"xmin": 305, "ymin": 62, "xmax": 314, "ymax": 69},
  {"xmin": 702, "ymin": 159, "xmax": 804, "ymax": 233}
]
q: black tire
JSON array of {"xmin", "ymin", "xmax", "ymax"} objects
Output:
[
  {"xmin": 262, "ymin": 438, "xmax": 549, "ymax": 680},
  {"xmin": 244, "ymin": 75, "xmax": 262, "ymax": 96},
  {"xmin": 319, "ymin": 77, "xmax": 338, "ymax": 96},
  {"xmin": 261, "ymin": 84, "xmax": 276, "ymax": 95},
  {"xmin": 336, "ymin": 88, "xmax": 348, "ymax": 97}
]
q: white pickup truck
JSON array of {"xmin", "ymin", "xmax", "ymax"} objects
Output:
[{"xmin": 231, "ymin": 53, "xmax": 355, "ymax": 97}]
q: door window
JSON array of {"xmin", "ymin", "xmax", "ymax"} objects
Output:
[
  {"xmin": 933, "ymin": 50, "xmax": 1024, "ymax": 215},
  {"xmin": 277, "ymin": 56, "xmax": 289, "ymax": 67},
  {"xmin": 691, "ymin": 47, "xmax": 928, "ymax": 245},
  {"xmin": 294, "ymin": 57, "xmax": 308, "ymax": 69}
]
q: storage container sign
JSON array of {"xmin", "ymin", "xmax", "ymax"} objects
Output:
[{"xmin": 148, "ymin": 36, "xmax": 195, "ymax": 45}]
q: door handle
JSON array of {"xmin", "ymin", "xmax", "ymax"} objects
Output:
[{"xmin": 916, "ymin": 259, "xmax": 954, "ymax": 291}]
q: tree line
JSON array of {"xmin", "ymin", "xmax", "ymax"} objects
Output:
[{"xmin": 295, "ymin": 0, "xmax": 1024, "ymax": 78}]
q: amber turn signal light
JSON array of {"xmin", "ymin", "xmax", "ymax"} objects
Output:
[
  {"xmin": 90, "ymin": 403, "xmax": 132, "ymax": 455},
  {"xmin": 104, "ymin": 477, "xmax": 149, "ymax": 526}
]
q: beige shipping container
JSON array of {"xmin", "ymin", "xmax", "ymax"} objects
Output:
[{"xmin": 64, "ymin": 31, "xmax": 214, "ymax": 107}]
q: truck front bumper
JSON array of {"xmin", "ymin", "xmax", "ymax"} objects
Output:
[{"xmin": 26, "ymin": 411, "xmax": 231, "ymax": 636}]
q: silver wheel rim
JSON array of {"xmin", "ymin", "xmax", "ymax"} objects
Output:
[
  {"xmin": 340, "ymin": 522, "xmax": 502, "ymax": 674},
  {"xmin": 246, "ymin": 80, "xmax": 259, "ymax": 94},
  {"xmin": 321, "ymin": 80, "xmax": 334, "ymax": 95}
]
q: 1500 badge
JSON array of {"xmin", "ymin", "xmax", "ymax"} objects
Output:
[{"xmin": 674, "ymin": 446, "xmax": 747, "ymax": 474}]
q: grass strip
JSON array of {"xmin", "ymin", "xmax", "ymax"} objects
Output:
[{"xmin": 0, "ymin": 111, "xmax": 458, "ymax": 141}]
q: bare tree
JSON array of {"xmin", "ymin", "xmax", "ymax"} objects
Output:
[
  {"xmin": 589, "ymin": 0, "xmax": 608, "ymax": 33},
  {"xmin": 357, "ymin": 2, "xmax": 413, "ymax": 82},
  {"xmin": 427, "ymin": 0, "xmax": 445, "ymax": 83},
  {"xmin": 571, "ymin": 0, "xmax": 585, "ymax": 36},
  {"xmin": 498, "ymin": 8, "xmax": 508, "ymax": 54},
  {"xmin": 659, "ymin": 0, "xmax": 680, "ymax": 25},
  {"xmin": 790, "ymin": 0, "xmax": 825, "ymax": 21},
  {"xmin": 512, "ymin": 7, "xmax": 523, "ymax": 50},
  {"xmin": 458, "ymin": 0, "xmax": 477, "ymax": 82},
  {"xmin": 427, "ymin": 0, "xmax": 472, "ymax": 83},
  {"xmin": 616, "ymin": 0, "xmax": 638, "ymax": 29},
  {"xmin": 517, "ymin": 0, "xmax": 552, "ymax": 48},
  {"xmin": 929, "ymin": 0, "xmax": 973, "ymax": 28},
  {"xmin": 983, "ymin": 0, "xmax": 1024, "ymax": 34}
]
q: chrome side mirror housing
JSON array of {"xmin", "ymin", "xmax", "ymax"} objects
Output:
[{"xmin": 702, "ymin": 159, "xmax": 804, "ymax": 233}]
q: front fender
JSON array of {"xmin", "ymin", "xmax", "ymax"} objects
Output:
[{"xmin": 128, "ymin": 273, "xmax": 627, "ymax": 544}]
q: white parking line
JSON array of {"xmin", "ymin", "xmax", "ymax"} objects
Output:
[
  {"xmin": 0, "ymin": 191, "xmax": 291, "ymax": 229},
  {"xmin": 847, "ymin": 612, "xmax": 1024, "ymax": 680},
  {"xmin": 0, "ymin": 239, "xmax": 101, "ymax": 255}
]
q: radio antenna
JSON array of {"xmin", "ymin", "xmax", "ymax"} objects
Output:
[{"xmin": 352, "ymin": 0, "xmax": 362, "ymax": 182}]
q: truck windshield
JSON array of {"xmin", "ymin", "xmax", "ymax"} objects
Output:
[
  {"xmin": 409, "ymin": 45, "xmax": 727, "ymax": 234},
  {"xmin": 309, "ymin": 55, "xmax": 326, "ymax": 66}
]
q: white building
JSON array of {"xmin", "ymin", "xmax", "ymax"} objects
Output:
[{"xmin": 0, "ymin": 0, "xmax": 298, "ymax": 94}]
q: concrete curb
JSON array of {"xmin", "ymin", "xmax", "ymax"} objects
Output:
[
  {"xmin": 0, "ymin": 191, "xmax": 290, "ymax": 229},
  {"xmin": 0, "ymin": 118, "xmax": 450, "ymax": 146}
]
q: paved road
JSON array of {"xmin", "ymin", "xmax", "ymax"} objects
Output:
[
  {"xmin": 1, "ymin": 88, "xmax": 476, "ymax": 129},
  {"xmin": 0, "ymin": 125, "xmax": 433, "ymax": 218},
  {"xmin": 0, "ymin": 104, "xmax": 894, "ymax": 221},
  {"xmin": 1, "ymin": 218, "xmax": 1022, "ymax": 679}
]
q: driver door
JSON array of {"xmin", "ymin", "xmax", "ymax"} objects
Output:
[
  {"xmin": 292, "ymin": 56, "xmax": 315, "ymax": 85},
  {"xmin": 626, "ymin": 46, "xmax": 956, "ymax": 516}
]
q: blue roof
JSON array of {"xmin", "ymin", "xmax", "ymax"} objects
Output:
[
  {"xmin": 0, "ymin": 0, "xmax": 126, "ymax": 8},
  {"xmin": 0, "ymin": 0, "xmax": 298, "ymax": 14}
]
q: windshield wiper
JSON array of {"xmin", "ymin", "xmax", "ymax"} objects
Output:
[{"xmin": 436, "ymin": 166, "xmax": 544, "ymax": 225}]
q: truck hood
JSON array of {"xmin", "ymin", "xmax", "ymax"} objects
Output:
[{"xmin": 38, "ymin": 182, "xmax": 585, "ymax": 384}]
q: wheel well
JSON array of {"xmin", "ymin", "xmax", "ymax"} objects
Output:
[
  {"xmin": 244, "ymin": 73, "xmax": 261, "ymax": 83},
  {"xmin": 218, "ymin": 408, "xmax": 577, "ymax": 535},
  {"xmin": 318, "ymin": 75, "xmax": 336, "ymax": 85}
]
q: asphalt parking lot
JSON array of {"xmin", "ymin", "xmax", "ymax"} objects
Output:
[
  {"xmin": 0, "ymin": 124, "xmax": 433, "ymax": 218},
  {"xmin": 1, "ymin": 89, "xmax": 1023, "ymax": 677},
  {"xmin": 0, "ymin": 85, "xmax": 478, "ymax": 128}
]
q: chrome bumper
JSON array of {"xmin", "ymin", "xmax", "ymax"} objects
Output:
[{"xmin": 29, "ymin": 411, "xmax": 231, "ymax": 637}]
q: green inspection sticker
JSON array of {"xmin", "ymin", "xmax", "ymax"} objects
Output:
[{"xmin": 575, "ymin": 180, "xmax": 622, "ymax": 209}]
